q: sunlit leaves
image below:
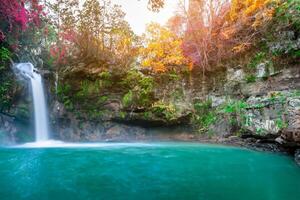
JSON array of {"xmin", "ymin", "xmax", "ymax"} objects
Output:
[
  {"xmin": 147, "ymin": 0, "xmax": 165, "ymax": 12},
  {"xmin": 140, "ymin": 23, "xmax": 191, "ymax": 73}
]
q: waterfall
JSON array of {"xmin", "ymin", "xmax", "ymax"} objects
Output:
[{"xmin": 15, "ymin": 63, "xmax": 50, "ymax": 142}]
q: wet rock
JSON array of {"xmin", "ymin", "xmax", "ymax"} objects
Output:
[
  {"xmin": 106, "ymin": 125, "xmax": 126, "ymax": 137},
  {"xmin": 295, "ymin": 149, "xmax": 300, "ymax": 166},
  {"xmin": 209, "ymin": 118, "xmax": 232, "ymax": 137},
  {"xmin": 209, "ymin": 95, "xmax": 226, "ymax": 107},
  {"xmin": 104, "ymin": 124, "xmax": 146, "ymax": 141},
  {"xmin": 280, "ymin": 96, "xmax": 300, "ymax": 146}
]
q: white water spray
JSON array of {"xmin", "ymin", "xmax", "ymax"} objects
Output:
[{"xmin": 15, "ymin": 63, "xmax": 50, "ymax": 142}]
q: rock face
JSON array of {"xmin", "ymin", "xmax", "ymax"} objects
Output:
[
  {"xmin": 243, "ymin": 94, "xmax": 286, "ymax": 135},
  {"xmin": 295, "ymin": 149, "xmax": 300, "ymax": 166},
  {"xmin": 0, "ymin": 115, "xmax": 17, "ymax": 144},
  {"xmin": 276, "ymin": 97, "xmax": 300, "ymax": 148}
]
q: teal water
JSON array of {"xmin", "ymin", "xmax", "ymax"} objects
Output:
[{"xmin": 0, "ymin": 143, "xmax": 300, "ymax": 200}]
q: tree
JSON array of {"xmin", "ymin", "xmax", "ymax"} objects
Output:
[
  {"xmin": 148, "ymin": 0, "xmax": 165, "ymax": 11},
  {"xmin": 0, "ymin": 0, "xmax": 44, "ymax": 49},
  {"xmin": 140, "ymin": 23, "xmax": 191, "ymax": 73},
  {"xmin": 47, "ymin": 0, "xmax": 138, "ymax": 67},
  {"xmin": 181, "ymin": 0, "xmax": 230, "ymax": 72},
  {"xmin": 178, "ymin": 0, "xmax": 276, "ymax": 72}
]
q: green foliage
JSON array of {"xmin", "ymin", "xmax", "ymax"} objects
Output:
[
  {"xmin": 221, "ymin": 99, "xmax": 250, "ymax": 128},
  {"xmin": 143, "ymin": 111, "xmax": 153, "ymax": 119},
  {"xmin": 192, "ymin": 100, "xmax": 217, "ymax": 133},
  {"xmin": 0, "ymin": 81, "xmax": 13, "ymax": 110},
  {"xmin": 57, "ymin": 83, "xmax": 74, "ymax": 110},
  {"xmin": 168, "ymin": 72, "xmax": 180, "ymax": 81},
  {"xmin": 0, "ymin": 47, "xmax": 11, "ymax": 71},
  {"xmin": 275, "ymin": 0, "xmax": 300, "ymax": 31},
  {"xmin": 245, "ymin": 74, "xmax": 256, "ymax": 83},
  {"xmin": 291, "ymin": 50, "xmax": 300, "ymax": 58},
  {"xmin": 222, "ymin": 100, "xmax": 248, "ymax": 114},
  {"xmin": 194, "ymin": 100, "xmax": 212, "ymax": 113},
  {"xmin": 119, "ymin": 111, "xmax": 126, "ymax": 119},
  {"xmin": 171, "ymin": 88, "xmax": 184, "ymax": 101},
  {"xmin": 122, "ymin": 90, "xmax": 133, "ymax": 107},
  {"xmin": 291, "ymin": 90, "xmax": 300, "ymax": 97},
  {"xmin": 122, "ymin": 70, "xmax": 143, "ymax": 87},
  {"xmin": 0, "ymin": 47, "xmax": 11, "ymax": 62},
  {"xmin": 275, "ymin": 118, "xmax": 288, "ymax": 129},
  {"xmin": 268, "ymin": 0, "xmax": 300, "ymax": 57},
  {"xmin": 98, "ymin": 71, "xmax": 113, "ymax": 87},
  {"xmin": 151, "ymin": 101, "xmax": 177, "ymax": 120},
  {"xmin": 0, "ymin": 47, "xmax": 14, "ymax": 111},
  {"xmin": 99, "ymin": 71, "xmax": 111, "ymax": 79},
  {"xmin": 247, "ymin": 52, "xmax": 266, "ymax": 69},
  {"xmin": 57, "ymin": 83, "xmax": 71, "ymax": 96},
  {"xmin": 88, "ymin": 109, "xmax": 108, "ymax": 119},
  {"xmin": 79, "ymin": 80, "xmax": 100, "ymax": 96},
  {"xmin": 97, "ymin": 96, "xmax": 108, "ymax": 104},
  {"xmin": 122, "ymin": 70, "xmax": 155, "ymax": 108}
]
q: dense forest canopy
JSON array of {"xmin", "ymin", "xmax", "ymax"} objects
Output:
[{"xmin": 1, "ymin": 0, "xmax": 299, "ymax": 72}]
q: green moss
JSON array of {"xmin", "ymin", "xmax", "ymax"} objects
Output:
[{"xmin": 122, "ymin": 90, "xmax": 133, "ymax": 107}]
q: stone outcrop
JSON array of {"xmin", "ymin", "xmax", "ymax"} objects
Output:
[{"xmin": 276, "ymin": 97, "xmax": 300, "ymax": 149}]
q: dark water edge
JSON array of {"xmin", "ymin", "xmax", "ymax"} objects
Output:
[{"xmin": 0, "ymin": 142, "xmax": 299, "ymax": 200}]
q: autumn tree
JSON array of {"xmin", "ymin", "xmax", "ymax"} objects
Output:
[
  {"xmin": 140, "ymin": 23, "xmax": 191, "ymax": 73},
  {"xmin": 180, "ymin": 0, "xmax": 230, "ymax": 72},
  {"xmin": 0, "ymin": 0, "xmax": 44, "ymax": 51},
  {"xmin": 227, "ymin": 0, "xmax": 276, "ymax": 53},
  {"xmin": 76, "ymin": 0, "xmax": 137, "ymax": 66},
  {"xmin": 174, "ymin": 0, "xmax": 278, "ymax": 72},
  {"xmin": 148, "ymin": 0, "xmax": 165, "ymax": 11},
  {"xmin": 167, "ymin": 14, "xmax": 186, "ymax": 37}
]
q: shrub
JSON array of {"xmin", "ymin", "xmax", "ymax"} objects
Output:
[
  {"xmin": 122, "ymin": 90, "xmax": 133, "ymax": 108},
  {"xmin": 151, "ymin": 101, "xmax": 177, "ymax": 120},
  {"xmin": 192, "ymin": 100, "xmax": 218, "ymax": 133},
  {"xmin": 245, "ymin": 74, "xmax": 256, "ymax": 83}
]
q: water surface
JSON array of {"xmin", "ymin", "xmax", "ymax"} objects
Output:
[{"xmin": 0, "ymin": 142, "xmax": 299, "ymax": 200}]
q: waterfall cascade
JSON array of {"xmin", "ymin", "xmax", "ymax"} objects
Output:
[{"xmin": 15, "ymin": 63, "xmax": 50, "ymax": 142}]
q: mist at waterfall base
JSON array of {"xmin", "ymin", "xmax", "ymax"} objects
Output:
[{"xmin": 4, "ymin": 63, "xmax": 299, "ymax": 200}]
